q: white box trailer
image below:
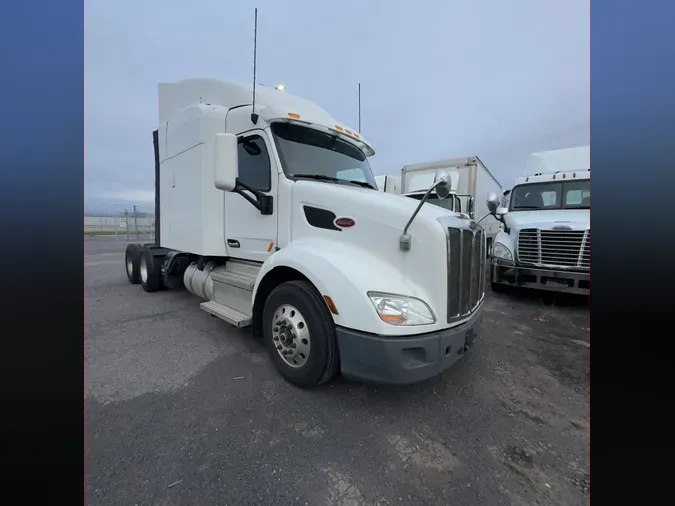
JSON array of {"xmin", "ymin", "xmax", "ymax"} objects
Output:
[
  {"xmin": 124, "ymin": 78, "xmax": 486, "ymax": 388},
  {"xmin": 374, "ymin": 175, "xmax": 401, "ymax": 194},
  {"xmin": 526, "ymin": 145, "xmax": 590, "ymax": 176},
  {"xmin": 400, "ymin": 157, "xmax": 504, "ymax": 247}
]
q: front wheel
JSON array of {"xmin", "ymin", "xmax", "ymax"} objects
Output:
[
  {"xmin": 489, "ymin": 260, "xmax": 506, "ymax": 293},
  {"xmin": 491, "ymin": 281, "xmax": 507, "ymax": 293},
  {"xmin": 263, "ymin": 280, "xmax": 339, "ymax": 388}
]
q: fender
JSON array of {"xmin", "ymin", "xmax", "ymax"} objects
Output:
[{"xmin": 252, "ymin": 239, "xmax": 440, "ymax": 336}]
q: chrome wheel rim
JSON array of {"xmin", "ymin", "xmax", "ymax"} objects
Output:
[
  {"xmin": 272, "ymin": 304, "xmax": 310, "ymax": 368},
  {"xmin": 126, "ymin": 255, "xmax": 133, "ymax": 277},
  {"xmin": 140, "ymin": 256, "xmax": 148, "ymax": 283}
]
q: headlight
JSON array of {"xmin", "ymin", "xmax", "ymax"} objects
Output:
[
  {"xmin": 493, "ymin": 242, "xmax": 513, "ymax": 261},
  {"xmin": 367, "ymin": 292, "xmax": 436, "ymax": 326}
]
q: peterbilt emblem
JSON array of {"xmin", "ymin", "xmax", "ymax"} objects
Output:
[
  {"xmin": 552, "ymin": 225, "xmax": 573, "ymax": 230},
  {"xmin": 334, "ymin": 217, "xmax": 355, "ymax": 228}
]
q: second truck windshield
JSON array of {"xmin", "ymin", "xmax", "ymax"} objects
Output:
[{"xmin": 509, "ymin": 180, "xmax": 590, "ymax": 211}]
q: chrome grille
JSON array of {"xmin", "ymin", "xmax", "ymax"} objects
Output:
[
  {"xmin": 517, "ymin": 228, "xmax": 590, "ymax": 269},
  {"xmin": 447, "ymin": 226, "xmax": 486, "ymax": 323}
]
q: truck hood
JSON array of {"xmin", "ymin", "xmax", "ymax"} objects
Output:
[
  {"xmin": 293, "ymin": 179, "xmax": 461, "ymax": 227},
  {"xmin": 291, "ymin": 179, "xmax": 462, "ymax": 281},
  {"xmin": 505, "ymin": 209, "xmax": 590, "ymax": 231}
]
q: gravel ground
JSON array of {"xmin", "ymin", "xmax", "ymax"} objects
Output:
[{"xmin": 85, "ymin": 237, "xmax": 589, "ymax": 506}]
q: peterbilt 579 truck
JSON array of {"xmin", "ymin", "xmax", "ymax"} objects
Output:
[
  {"xmin": 486, "ymin": 145, "xmax": 590, "ymax": 295},
  {"xmin": 124, "ymin": 78, "xmax": 486, "ymax": 388}
]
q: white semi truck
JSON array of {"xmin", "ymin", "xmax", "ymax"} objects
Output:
[
  {"xmin": 400, "ymin": 157, "xmax": 504, "ymax": 249},
  {"xmin": 124, "ymin": 78, "xmax": 486, "ymax": 388},
  {"xmin": 486, "ymin": 145, "xmax": 590, "ymax": 295}
]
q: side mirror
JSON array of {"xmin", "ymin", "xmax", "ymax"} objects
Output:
[
  {"xmin": 486, "ymin": 192, "xmax": 500, "ymax": 214},
  {"xmin": 496, "ymin": 206, "xmax": 508, "ymax": 218},
  {"xmin": 433, "ymin": 168, "xmax": 452, "ymax": 199},
  {"xmin": 467, "ymin": 196, "xmax": 475, "ymax": 219},
  {"xmin": 214, "ymin": 133, "xmax": 239, "ymax": 191}
]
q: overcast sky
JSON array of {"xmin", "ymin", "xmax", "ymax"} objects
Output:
[{"xmin": 85, "ymin": 0, "xmax": 588, "ymax": 213}]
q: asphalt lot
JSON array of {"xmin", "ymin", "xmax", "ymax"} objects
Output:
[{"xmin": 85, "ymin": 237, "xmax": 589, "ymax": 506}]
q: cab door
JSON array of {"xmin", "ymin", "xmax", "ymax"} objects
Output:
[{"xmin": 223, "ymin": 131, "xmax": 278, "ymax": 261}]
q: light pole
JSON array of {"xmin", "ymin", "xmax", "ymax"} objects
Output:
[{"xmin": 358, "ymin": 83, "xmax": 361, "ymax": 133}]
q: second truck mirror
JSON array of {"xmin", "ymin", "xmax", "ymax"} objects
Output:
[
  {"xmin": 214, "ymin": 133, "xmax": 239, "ymax": 191},
  {"xmin": 486, "ymin": 192, "xmax": 500, "ymax": 214},
  {"xmin": 433, "ymin": 169, "xmax": 452, "ymax": 199}
]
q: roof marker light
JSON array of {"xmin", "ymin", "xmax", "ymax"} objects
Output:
[
  {"xmin": 288, "ymin": 113, "xmax": 300, "ymax": 119},
  {"xmin": 345, "ymin": 129, "xmax": 352, "ymax": 135},
  {"xmin": 335, "ymin": 125, "xmax": 343, "ymax": 131}
]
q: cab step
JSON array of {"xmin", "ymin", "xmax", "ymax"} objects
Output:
[
  {"xmin": 211, "ymin": 259, "xmax": 260, "ymax": 290},
  {"xmin": 200, "ymin": 300, "xmax": 252, "ymax": 328},
  {"xmin": 208, "ymin": 259, "xmax": 261, "ymax": 319}
]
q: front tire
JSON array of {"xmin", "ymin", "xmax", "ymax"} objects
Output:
[
  {"xmin": 491, "ymin": 281, "xmax": 507, "ymax": 293},
  {"xmin": 263, "ymin": 280, "xmax": 339, "ymax": 389},
  {"xmin": 125, "ymin": 244, "xmax": 143, "ymax": 284},
  {"xmin": 489, "ymin": 261, "xmax": 508, "ymax": 293}
]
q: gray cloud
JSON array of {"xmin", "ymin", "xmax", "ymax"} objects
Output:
[{"xmin": 85, "ymin": 0, "xmax": 588, "ymax": 212}]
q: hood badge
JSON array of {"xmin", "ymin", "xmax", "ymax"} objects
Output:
[
  {"xmin": 552, "ymin": 225, "xmax": 573, "ymax": 230},
  {"xmin": 334, "ymin": 217, "xmax": 356, "ymax": 228}
]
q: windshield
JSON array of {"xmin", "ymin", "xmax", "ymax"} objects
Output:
[
  {"xmin": 509, "ymin": 180, "xmax": 590, "ymax": 211},
  {"xmin": 271, "ymin": 122, "xmax": 377, "ymax": 188}
]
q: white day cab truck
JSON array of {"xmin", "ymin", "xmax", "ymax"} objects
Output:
[
  {"xmin": 123, "ymin": 78, "xmax": 487, "ymax": 389},
  {"xmin": 485, "ymin": 145, "xmax": 590, "ymax": 295},
  {"xmin": 399, "ymin": 157, "xmax": 504, "ymax": 252}
]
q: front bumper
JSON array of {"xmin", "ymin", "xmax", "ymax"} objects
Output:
[
  {"xmin": 492, "ymin": 259, "xmax": 589, "ymax": 295},
  {"xmin": 335, "ymin": 307, "xmax": 483, "ymax": 385}
]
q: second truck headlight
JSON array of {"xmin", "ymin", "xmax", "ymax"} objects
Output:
[
  {"xmin": 367, "ymin": 292, "xmax": 436, "ymax": 326},
  {"xmin": 493, "ymin": 242, "xmax": 513, "ymax": 261}
]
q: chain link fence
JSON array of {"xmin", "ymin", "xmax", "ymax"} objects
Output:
[{"xmin": 85, "ymin": 207, "xmax": 155, "ymax": 240}]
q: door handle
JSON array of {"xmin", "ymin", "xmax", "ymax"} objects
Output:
[{"xmin": 227, "ymin": 239, "xmax": 240, "ymax": 248}]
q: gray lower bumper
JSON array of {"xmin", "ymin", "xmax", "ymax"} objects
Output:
[
  {"xmin": 492, "ymin": 261, "xmax": 589, "ymax": 295},
  {"xmin": 335, "ymin": 307, "xmax": 483, "ymax": 385}
]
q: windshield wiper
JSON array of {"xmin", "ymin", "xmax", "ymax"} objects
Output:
[
  {"xmin": 346, "ymin": 180, "xmax": 376, "ymax": 190},
  {"xmin": 293, "ymin": 174, "xmax": 339, "ymax": 183},
  {"xmin": 293, "ymin": 174, "xmax": 376, "ymax": 190}
]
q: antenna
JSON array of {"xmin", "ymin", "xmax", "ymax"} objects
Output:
[
  {"xmin": 358, "ymin": 83, "xmax": 361, "ymax": 132},
  {"xmin": 250, "ymin": 8, "xmax": 259, "ymax": 125}
]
